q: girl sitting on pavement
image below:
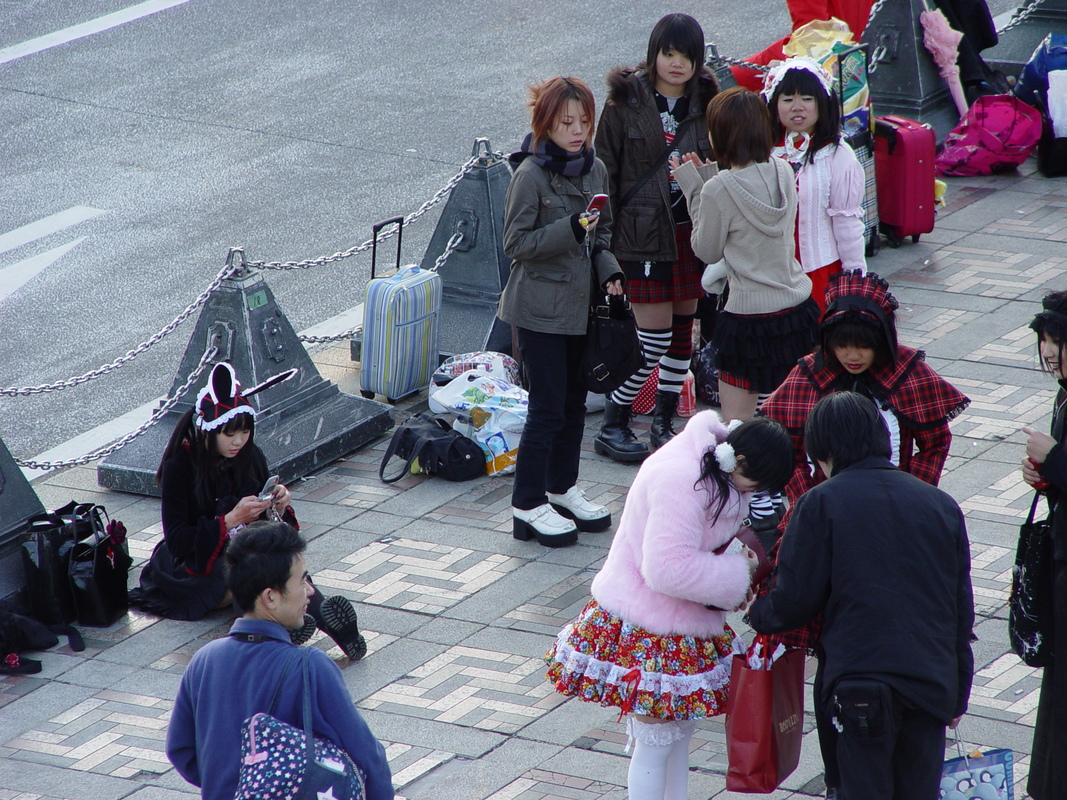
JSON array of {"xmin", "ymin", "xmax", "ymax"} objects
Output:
[
  {"xmin": 545, "ymin": 411, "xmax": 793, "ymax": 800},
  {"xmin": 130, "ymin": 362, "xmax": 367, "ymax": 660}
]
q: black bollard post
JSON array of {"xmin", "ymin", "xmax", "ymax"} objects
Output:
[
  {"xmin": 98, "ymin": 253, "xmax": 393, "ymax": 496},
  {"xmin": 417, "ymin": 138, "xmax": 514, "ymax": 357},
  {"xmin": 864, "ymin": 0, "xmax": 963, "ymax": 142},
  {"xmin": 986, "ymin": 0, "xmax": 1067, "ymax": 80},
  {"xmin": 0, "ymin": 436, "xmax": 45, "ymax": 551}
]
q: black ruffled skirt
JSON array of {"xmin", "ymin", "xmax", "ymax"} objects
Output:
[
  {"xmin": 712, "ymin": 298, "xmax": 820, "ymax": 394},
  {"xmin": 128, "ymin": 539, "xmax": 229, "ymax": 621}
]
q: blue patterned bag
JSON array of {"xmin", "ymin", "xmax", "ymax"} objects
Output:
[{"xmin": 234, "ymin": 648, "xmax": 366, "ymax": 800}]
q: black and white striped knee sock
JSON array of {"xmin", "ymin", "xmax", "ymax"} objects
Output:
[
  {"xmin": 610, "ymin": 327, "xmax": 671, "ymax": 406},
  {"xmin": 657, "ymin": 314, "xmax": 695, "ymax": 395}
]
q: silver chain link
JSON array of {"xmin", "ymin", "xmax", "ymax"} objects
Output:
[
  {"xmin": 706, "ymin": 53, "xmax": 770, "ymax": 74},
  {"xmin": 14, "ymin": 345, "xmax": 219, "ymax": 471},
  {"xmin": 996, "ymin": 0, "xmax": 1043, "ymax": 35},
  {"xmin": 297, "ymin": 230, "xmax": 466, "ymax": 345},
  {"xmin": 247, "ymin": 154, "xmax": 499, "ymax": 270},
  {"xmin": 0, "ymin": 262, "xmax": 236, "ymax": 397}
]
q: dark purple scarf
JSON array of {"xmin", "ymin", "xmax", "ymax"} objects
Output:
[{"xmin": 516, "ymin": 132, "xmax": 595, "ymax": 177}]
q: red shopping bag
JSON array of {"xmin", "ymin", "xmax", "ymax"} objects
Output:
[{"xmin": 725, "ymin": 639, "xmax": 805, "ymax": 792}]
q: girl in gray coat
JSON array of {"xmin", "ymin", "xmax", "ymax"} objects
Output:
[{"xmin": 497, "ymin": 76, "xmax": 624, "ymax": 547}]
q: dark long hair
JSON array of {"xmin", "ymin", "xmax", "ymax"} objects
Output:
[
  {"xmin": 1030, "ymin": 290, "xmax": 1067, "ymax": 375},
  {"xmin": 156, "ymin": 406, "xmax": 257, "ymax": 511},
  {"xmin": 697, "ymin": 417, "xmax": 793, "ymax": 521},
  {"xmin": 767, "ymin": 67, "xmax": 841, "ymax": 164},
  {"xmin": 643, "ymin": 13, "xmax": 705, "ymax": 93}
]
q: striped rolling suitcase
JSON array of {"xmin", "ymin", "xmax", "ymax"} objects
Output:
[{"xmin": 360, "ymin": 216, "xmax": 442, "ymax": 401}]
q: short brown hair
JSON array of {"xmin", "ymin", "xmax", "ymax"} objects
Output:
[
  {"xmin": 528, "ymin": 76, "xmax": 596, "ymax": 147},
  {"xmin": 706, "ymin": 87, "xmax": 772, "ymax": 167}
]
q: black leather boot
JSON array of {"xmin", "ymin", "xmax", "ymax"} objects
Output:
[
  {"xmin": 594, "ymin": 399, "xmax": 649, "ymax": 462},
  {"xmin": 649, "ymin": 390, "xmax": 680, "ymax": 450}
]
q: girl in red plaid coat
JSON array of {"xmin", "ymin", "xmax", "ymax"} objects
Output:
[{"xmin": 758, "ymin": 270, "xmax": 969, "ymax": 795}]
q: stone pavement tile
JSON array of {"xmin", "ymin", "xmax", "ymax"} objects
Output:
[
  {"xmin": 935, "ymin": 188, "xmax": 1058, "ymax": 233},
  {"xmin": 968, "ymin": 652, "xmax": 1043, "ymax": 726},
  {"xmin": 93, "ymin": 614, "xmax": 228, "ymax": 668},
  {"xmin": 305, "ymin": 525, "xmax": 381, "ymax": 568},
  {"xmin": 943, "ymin": 379, "xmax": 1053, "ymax": 443},
  {"xmin": 409, "ymin": 616, "xmax": 487, "ymax": 646},
  {"xmin": 496, "ymin": 570, "xmax": 595, "ymax": 637},
  {"xmin": 890, "ymin": 243, "xmax": 1065, "ymax": 302},
  {"xmin": 337, "ymin": 509, "xmax": 410, "ymax": 536},
  {"xmin": 341, "ymin": 635, "xmax": 451, "ymax": 703},
  {"xmin": 311, "ymin": 536, "xmax": 525, "ymax": 615},
  {"xmin": 403, "ymin": 738, "xmax": 564, "ymax": 800},
  {"xmin": 479, "ymin": 768, "xmax": 628, "ymax": 800},
  {"xmin": 444, "ymin": 561, "xmax": 592, "ymax": 626},
  {"xmin": 0, "ymin": 758, "xmax": 149, "ymax": 799},
  {"xmin": 361, "ymin": 708, "xmax": 506, "ymax": 758},
  {"xmin": 115, "ymin": 788, "xmax": 197, "ymax": 799},
  {"xmin": 387, "ymin": 517, "xmax": 533, "ymax": 555},
  {"xmin": 362, "ymin": 643, "xmax": 564, "ymax": 734}
]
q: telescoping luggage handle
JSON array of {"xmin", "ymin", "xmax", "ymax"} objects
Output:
[{"xmin": 371, "ymin": 216, "xmax": 404, "ymax": 280}]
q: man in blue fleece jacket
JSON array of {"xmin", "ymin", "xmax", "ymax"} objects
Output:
[{"xmin": 166, "ymin": 521, "xmax": 393, "ymax": 800}]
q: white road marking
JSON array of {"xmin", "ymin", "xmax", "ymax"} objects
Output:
[
  {"xmin": 0, "ymin": 206, "xmax": 104, "ymax": 256},
  {"xmin": 0, "ymin": 237, "xmax": 85, "ymax": 302},
  {"xmin": 0, "ymin": 0, "xmax": 194, "ymax": 66},
  {"xmin": 22, "ymin": 396, "xmax": 162, "ymax": 481}
]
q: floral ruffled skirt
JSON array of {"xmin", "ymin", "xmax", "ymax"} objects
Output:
[{"xmin": 545, "ymin": 599, "xmax": 742, "ymax": 721}]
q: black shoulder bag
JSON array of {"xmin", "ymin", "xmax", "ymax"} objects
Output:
[
  {"xmin": 1009, "ymin": 492, "xmax": 1055, "ymax": 667},
  {"xmin": 379, "ymin": 412, "xmax": 484, "ymax": 483}
]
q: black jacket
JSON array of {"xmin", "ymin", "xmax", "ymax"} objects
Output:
[
  {"xmin": 749, "ymin": 456, "xmax": 974, "ymax": 722},
  {"xmin": 1037, "ymin": 384, "xmax": 1067, "ymax": 560}
]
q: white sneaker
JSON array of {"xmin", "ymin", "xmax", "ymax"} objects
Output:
[
  {"xmin": 512, "ymin": 504, "xmax": 578, "ymax": 548},
  {"xmin": 547, "ymin": 486, "xmax": 611, "ymax": 532}
]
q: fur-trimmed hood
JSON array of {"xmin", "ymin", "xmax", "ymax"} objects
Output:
[{"xmin": 604, "ymin": 65, "xmax": 719, "ymax": 117}]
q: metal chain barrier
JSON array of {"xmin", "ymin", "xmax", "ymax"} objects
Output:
[
  {"xmin": 706, "ymin": 53, "xmax": 770, "ymax": 74},
  {"xmin": 297, "ymin": 230, "xmax": 466, "ymax": 344},
  {"xmin": 3, "ymin": 151, "xmax": 502, "ymax": 392},
  {"xmin": 14, "ymin": 344, "xmax": 219, "ymax": 470},
  {"xmin": 246, "ymin": 153, "xmax": 500, "ymax": 271},
  {"xmin": 0, "ymin": 261, "xmax": 237, "ymax": 397},
  {"xmin": 996, "ymin": 0, "xmax": 1043, "ymax": 35}
]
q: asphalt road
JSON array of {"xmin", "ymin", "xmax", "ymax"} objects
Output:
[{"xmin": 0, "ymin": 0, "xmax": 1019, "ymax": 460}]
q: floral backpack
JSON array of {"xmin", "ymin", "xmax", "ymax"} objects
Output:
[{"xmin": 935, "ymin": 95, "xmax": 1043, "ymax": 177}]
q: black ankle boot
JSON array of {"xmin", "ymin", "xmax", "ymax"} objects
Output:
[
  {"xmin": 309, "ymin": 594, "xmax": 367, "ymax": 661},
  {"xmin": 649, "ymin": 390, "xmax": 680, "ymax": 450},
  {"xmin": 594, "ymin": 399, "xmax": 649, "ymax": 463}
]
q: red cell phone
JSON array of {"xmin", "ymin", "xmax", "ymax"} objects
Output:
[
  {"xmin": 586, "ymin": 194, "xmax": 608, "ymax": 215},
  {"xmin": 1029, "ymin": 458, "xmax": 1051, "ymax": 490}
]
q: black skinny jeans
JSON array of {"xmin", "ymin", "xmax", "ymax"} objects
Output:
[{"xmin": 512, "ymin": 327, "xmax": 587, "ymax": 510}]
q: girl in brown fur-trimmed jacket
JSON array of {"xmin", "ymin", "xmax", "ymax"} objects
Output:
[{"xmin": 593, "ymin": 13, "xmax": 719, "ymax": 463}]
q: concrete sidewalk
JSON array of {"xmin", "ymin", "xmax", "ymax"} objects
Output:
[{"xmin": 2, "ymin": 160, "xmax": 1063, "ymax": 800}]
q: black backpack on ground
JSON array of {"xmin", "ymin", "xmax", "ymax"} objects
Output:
[{"xmin": 379, "ymin": 412, "xmax": 485, "ymax": 483}]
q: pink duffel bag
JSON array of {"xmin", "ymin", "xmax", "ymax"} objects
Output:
[{"xmin": 935, "ymin": 95, "xmax": 1043, "ymax": 176}]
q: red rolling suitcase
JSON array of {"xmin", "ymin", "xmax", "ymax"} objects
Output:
[{"xmin": 873, "ymin": 115, "xmax": 936, "ymax": 247}]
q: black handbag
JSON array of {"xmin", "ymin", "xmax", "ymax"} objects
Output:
[
  {"xmin": 68, "ymin": 511, "xmax": 131, "ymax": 628},
  {"xmin": 235, "ymin": 647, "xmax": 366, "ymax": 800},
  {"xmin": 19, "ymin": 501, "xmax": 97, "ymax": 625},
  {"xmin": 379, "ymin": 412, "xmax": 485, "ymax": 483},
  {"xmin": 1009, "ymin": 493, "xmax": 1055, "ymax": 667},
  {"xmin": 580, "ymin": 293, "xmax": 644, "ymax": 395}
]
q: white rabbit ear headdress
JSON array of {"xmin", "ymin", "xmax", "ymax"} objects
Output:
[
  {"xmin": 760, "ymin": 56, "xmax": 835, "ymax": 101},
  {"xmin": 194, "ymin": 362, "xmax": 298, "ymax": 431}
]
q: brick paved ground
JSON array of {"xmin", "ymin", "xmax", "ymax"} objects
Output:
[{"xmin": 3, "ymin": 161, "xmax": 1063, "ymax": 799}]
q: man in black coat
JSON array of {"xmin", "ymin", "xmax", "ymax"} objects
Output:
[{"xmin": 749, "ymin": 392, "xmax": 974, "ymax": 800}]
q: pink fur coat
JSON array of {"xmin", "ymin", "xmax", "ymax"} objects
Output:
[{"xmin": 591, "ymin": 410, "xmax": 753, "ymax": 638}]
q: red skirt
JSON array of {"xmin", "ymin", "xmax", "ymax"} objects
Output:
[
  {"xmin": 545, "ymin": 599, "xmax": 740, "ymax": 721},
  {"xmin": 625, "ymin": 223, "xmax": 705, "ymax": 304}
]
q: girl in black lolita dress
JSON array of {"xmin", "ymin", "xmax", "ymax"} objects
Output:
[{"xmin": 130, "ymin": 363, "xmax": 367, "ymax": 660}]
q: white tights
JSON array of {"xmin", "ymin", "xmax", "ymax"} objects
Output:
[{"xmin": 626, "ymin": 716, "xmax": 697, "ymax": 800}]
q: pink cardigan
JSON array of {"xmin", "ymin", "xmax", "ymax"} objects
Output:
[{"xmin": 591, "ymin": 410, "xmax": 753, "ymax": 638}]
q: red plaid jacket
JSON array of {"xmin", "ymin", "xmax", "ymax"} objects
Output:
[{"xmin": 753, "ymin": 346, "xmax": 970, "ymax": 651}]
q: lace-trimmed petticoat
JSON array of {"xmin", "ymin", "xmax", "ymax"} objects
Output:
[{"xmin": 545, "ymin": 598, "xmax": 742, "ymax": 721}]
